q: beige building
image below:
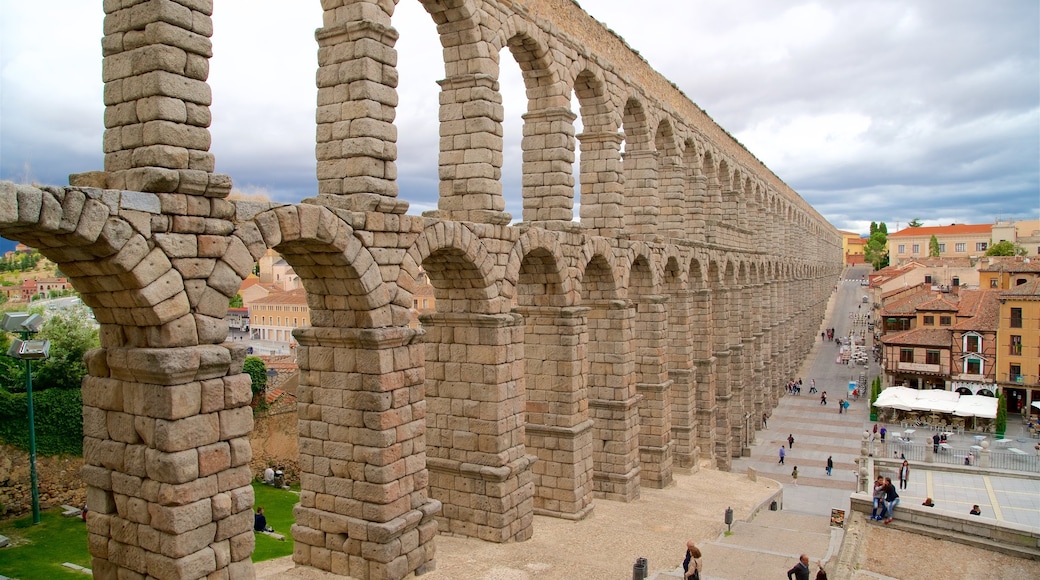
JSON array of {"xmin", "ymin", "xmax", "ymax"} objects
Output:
[
  {"xmin": 992, "ymin": 219, "xmax": 1040, "ymax": 257},
  {"xmin": 249, "ymin": 288, "xmax": 310, "ymax": 351},
  {"xmin": 995, "ymin": 278, "xmax": 1040, "ymax": 415},
  {"xmin": 887, "ymin": 224, "xmax": 993, "ymax": 264},
  {"xmin": 840, "ymin": 230, "xmax": 866, "ymax": 265}
]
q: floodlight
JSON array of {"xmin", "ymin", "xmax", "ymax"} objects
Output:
[
  {"xmin": 7, "ymin": 339, "xmax": 23, "ymax": 358},
  {"xmin": 1, "ymin": 313, "xmax": 30, "ymax": 332},
  {"xmin": 18, "ymin": 340, "xmax": 49, "ymax": 360},
  {"xmin": 21, "ymin": 314, "xmax": 44, "ymax": 333}
]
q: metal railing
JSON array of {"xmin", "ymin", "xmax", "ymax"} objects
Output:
[{"xmin": 876, "ymin": 441, "xmax": 1039, "ymax": 473}]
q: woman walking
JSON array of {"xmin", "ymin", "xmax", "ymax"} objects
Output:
[
  {"xmin": 683, "ymin": 540, "xmax": 702, "ymax": 580},
  {"xmin": 898, "ymin": 460, "xmax": 910, "ymax": 490}
]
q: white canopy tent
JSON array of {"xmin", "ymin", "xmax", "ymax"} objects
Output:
[{"xmin": 873, "ymin": 386, "xmax": 997, "ymax": 419}]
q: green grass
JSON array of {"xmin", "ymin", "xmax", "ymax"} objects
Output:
[
  {"xmin": 0, "ymin": 483, "xmax": 299, "ymax": 576},
  {"xmin": 251, "ymin": 482, "xmax": 300, "ymax": 562},
  {"xmin": 0, "ymin": 508, "xmax": 91, "ymax": 579}
]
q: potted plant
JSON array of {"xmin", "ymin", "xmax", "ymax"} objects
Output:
[{"xmin": 995, "ymin": 391, "xmax": 1007, "ymax": 439}]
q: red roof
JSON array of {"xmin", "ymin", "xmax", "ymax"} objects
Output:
[{"xmin": 889, "ymin": 224, "xmax": 991, "ymax": 238}]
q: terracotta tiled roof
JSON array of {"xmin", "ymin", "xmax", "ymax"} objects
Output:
[
  {"xmin": 951, "ymin": 290, "xmax": 1000, "ymax": 331},
  {"xmin": 916, "ymin": 295, "xmax": 959, "ymax": 312},
  {"xmin": 880, "ymin": 286, "xmax": 934, "ymax": 316},
  {"xmin": 252, "ymin": 287, "xmax": 309, "ymax": 305},
  {"xmin": 979, "ymin": 256, "xmax": 1040, "ymax": 273},
  {"xmin": 1000, "ymin": 278, "xmax": 1040, "ymax": 299},
  {"xmin": 880, "ymin": 327, "xmax": 951, "ymax": 347},
  {"xmin": 889, "ymin": 224, "xmax": 992, "ymax": 237}
]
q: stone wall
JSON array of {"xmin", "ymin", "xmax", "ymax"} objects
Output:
[
  {"xmin": 0, "ymin": 1, "xmax": 843, "ymax": 579},
  {"xmin": 0, "ymin": 444, "xmax": 86, "ymax": 517}
]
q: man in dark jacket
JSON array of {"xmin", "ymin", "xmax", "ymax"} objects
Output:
[{"xmin": 787, "ymin": 554, "xmax": 810, "ymax": 580}]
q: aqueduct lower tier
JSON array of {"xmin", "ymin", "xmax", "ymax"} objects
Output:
[
  {"xmin": 4, "ymin": 0, "xmax": 842, "ymax": 578},
  {"xmin": 0, "ymin": 184, "xmax": 838, "ymax": 578}
]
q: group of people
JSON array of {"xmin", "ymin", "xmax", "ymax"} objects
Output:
[
  {"xmin": 684, "ymin": 541, "xmax": 828, "ymax": 580},
  {"xmin": 786, "ymin": 379, "xmax": 805, "ymax": 395},
  {"xmin": 870, "ymin": 475, "xmax": 901, "ymax": 524}
]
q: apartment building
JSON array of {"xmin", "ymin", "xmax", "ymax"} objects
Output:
[
  {"xmin": 996, "ymin": 279, "xmax": 1040, "ymax": 415},
  {"xmin": 887, "ymin": 224, "xmax": 992, "ymax": 264}
]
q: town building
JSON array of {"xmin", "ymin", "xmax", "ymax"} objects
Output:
[
  {"xmin": 887, "ymin": 224, "xmax": 992, "ymax": 264},
  {"xmin": 249, "ymin": 288, "xmax": 310, "ymax": 353},
  {"xmin": 995, "ymin": 278, "xmax": 1040, "ymax": 415},
  {"xmin": 978, "ymin": 256, "xmax": 1040, "ymax": 290},
  {"xmin": 840, "ymin": 230, "xmax": 866, "ymax": 265}
]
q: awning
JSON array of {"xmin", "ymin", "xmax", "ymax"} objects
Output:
[{"xmin": 873, "ymin": 386, "xmax": 997, "ymax": 418}]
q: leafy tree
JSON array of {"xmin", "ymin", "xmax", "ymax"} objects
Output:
[
  {"xmin": 230, "ymin": 294, "xmax": 244, "ymax": 308},
  {"xmin": 908, "ymin": 218, "xmax": 923, "ymax": 227},
  {"xmin": 0, "ymin": 307, "xmax": 99, "ymax": 393},
  {"xmin": 864, "ymin": 221, "xmax": 890, "ymax": 270},
  {"xmin": 928, "ymin": 235, "xmax": 940, "ymax": 257},
  {"xmin": 869, "ymin": 221, "xmax": 877, "ymax": 236},
  {"xmin": 985, "ymin": 240, "xmax": 1026, "ymax": 257},
  {"xmin": 243, "ymin": 356, "xmax": 268, "ymax": 406}
]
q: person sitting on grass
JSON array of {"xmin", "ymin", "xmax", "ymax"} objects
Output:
[{"xmin": 254, "ymin": 506, "xmax": 274, "ymax": 532}]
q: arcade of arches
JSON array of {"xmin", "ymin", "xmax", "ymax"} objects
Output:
[{"xmin": 0, "ymin": 1, "xmax": 841, "ymax": 578}]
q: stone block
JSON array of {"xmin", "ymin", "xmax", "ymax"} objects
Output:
[
  {"xmin": 155, "ymin": 413, "xmax": 220, "ymax": 452},
  {"xmin": 146, "ymin": 546, "xmax": 217, "ymax": 580},
  {"xmin": 214, "ymin": 508, "xmax": 252, "ymax": 542},
  {"xmin": 218, "ymin": 406, "xmax": 253, "ymax": 440},
  {"xmin": 145, "ymin": 447, "xmax": 200, "ymax": 484}
]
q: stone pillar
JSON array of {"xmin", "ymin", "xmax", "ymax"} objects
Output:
[
  {"xmin": 292, "ymin": 327, "xmax": 438, "ymax": 579},
  {"xmin": 93, "ymin": 0, "xmax": 231, "ymax": 196},
  {"xmin": 421, "ymin": 312, "xmax": 535, "ymax": 542},
  {"xmin": 309, "ymin": 2, "xmax": 409, "ymax": 214},
  {"xmin": 690, "ymin": 289, "xmax": 717, "ymax": 465},
  {"xmin": 514, "ymin": 305, "xmax": 595, "ymax": 520},
  {"xmin": 622, "ymin": 150, "xmax": 660, "ymax": 238},
  {"xmin": 704, "ymin": 175, "xmax": 722, "ymax": 244},
  {"xmin": 633, "ymin": 294, "xmax": 673, "ymax": 488},
  {"xmin": 586, "ymin": 299, "xmax": 640, "ymax": 501},
  {"xmin": 657, "ymin": 155, "xmax": 684, "ymax": 239},
  {"xmin": 576, "ymin": 131, "xmax": 625, "ymax": 237},
  {"xmin": 425, "ymin": 73, "xmax": 510, "ymax": 224},
  {"xmin": 521, "ymin": 107, "xmax": 577, "ymax": 224},
  {"xmin": 685, "ymin": 172, "xmax": 707, "ymax": 245},
  {"xmin": 667, "ymin": 290, "xmax": 698, "ymax": 470},
  {"xmin": 713, "ymin": 286, "xmax": 733, "ymax": 467},
  {"xmin": 82, "ymin": 345, "xmax": 255, "ymax": 580}
]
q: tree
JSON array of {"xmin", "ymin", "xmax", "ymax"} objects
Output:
[
  {"xmin": 229, "ymin": 293, "xmax": 244, "ymax": 308},
  {"xmin": 985, "ymin": 240, "xmax": 1026, "ymax": 257},
  {"xmin": 995, "ymin": 391, "xmax": 1007, "ymax": 436},
  {"xmin": 243, "ymin": 355, "xmax": 268, "ymax": 407},
  {"xmin": 864, "ymin": 221, "xmax": 890, "ymax": 270},
  {"xmin": 908, "ymin": 218, "xmax": 923, "ymax": 227},
  {"xmin": 0, "ymin": 307, "xmax": 98, "ymax": 393},
  {"xmin": 928, "ymin": 235, "xmax": 940, "ymax": 257}
]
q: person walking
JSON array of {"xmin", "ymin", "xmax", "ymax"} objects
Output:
[
  {"xmin": 787, "ymin": 554, "xmax": 811, "ymax": 580},
  {"xmin": 809, "ymin": 378, "xmax": 817, "ymax": 393},
  {"xmin": 762, "ymin": 412, "xmax": 768, "ymax": 428},
  {"xmin": 872, "ymin": 424, "xmax": 878, "ymax": 440},
  {"xmin": 791, "ymin": 466, "xmax": 799, "ymax": 486},
  {"xmin": 682, "ymin": 539, "xmax": 702, "ymax": 580},
  {"xmin": 898, "ymin": 460, "xmax": 910, "ymax": 490},
  {"xmin": 932, "ymin": 433, "xmax": 940, "ymax": 453},
  {"xmin": 826, "ymin": 456, "xmax": 833, "ymax": 476},
  {"xmin": 778, "ymin": 445, "xmax": 786, "ymax": 464},
  {"xmin": 787, "ymin": 434, "xmax": 795, "ymax": 449},
  {"xmin": 880, "ymin": 425, "xmax": 887, "ymax": 442},
  {"xmin": 820, "ymin": 391, "xmax": 827, "ymax": 405},
  {"xmin": 838, "ymin": 398, "xmax": 844, "ymax": 414},
  {"xmin": 882, "ymin": 476, "xmax": 900, "ymax": 524}
]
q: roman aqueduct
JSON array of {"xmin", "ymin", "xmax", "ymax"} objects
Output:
[{"xmin": 0, "ymin": 1, "xmax": 841, "ymax": 578}]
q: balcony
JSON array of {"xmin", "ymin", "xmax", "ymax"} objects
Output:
[{"xmin": 997, "ymin": 372, "xmax": 1038, "ymax": 386}]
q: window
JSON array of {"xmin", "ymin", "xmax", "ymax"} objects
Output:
[
  {"xmin": 923, "ymin": 315, "xmax": 934, "ymax": 325},
  {"xmin": 1011, "ymin": 335, "xmax": 1022, "ymax": 355},
  {"xmin": 976, "ymin": 242, "xmax": 987, "ymax": 252},
  {"xmin": 965, "ymin": 335, "xmax": 980, "ymax": 353},
  {"xmin": 965, "ymin": 358, "xmax": 981, "ymax": 375},
  {"xmin": 952, "ymin": 277, "xmax": 959, "ymax": 287},
  {"xmin": 925, "ymin": 350, "xmax": 940, "ymax": 365},
  {"xmin": 1010, "ymin": 364, "xmax": 1022, "ymax": 382},
  {"xmin": 924, "ymin": 275, "xmax": 932, "ymax": 283},
  {"xmin": 1010, "ymin": 307, "xmax": 1023, "ymax": 328},
  {"xmin": 955, "ymin": 242, "xmax": 965, "ymax": 253},
  {"xmin": 900, "ymin": 348, "xmax": 914, "ymax": 363},
  {"xmin": 938, "ymin": 243, "xmax": 945, "ymax": 253},
  {"xmin": 990, "ymin": 278, "xmax": 998, "ymax": 288},
  {"xmin": 939, "ymin": 316, "xmax": 951, "ymax": 326},
  {"xmin": 1016, "ymin": 278, "xmax": 1027, "ymax": 286},
  {"xmin": 912, "ymin": 244, "xmax": 920, "ymax": 254},
  {"xmin": 898, "ymin": 244, "xmax": 906, "ymax": 254}
]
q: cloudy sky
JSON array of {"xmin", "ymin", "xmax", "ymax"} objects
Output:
[{"xmin": 1, "ymin": 0, "xmax": 1037, "ymax": 237}]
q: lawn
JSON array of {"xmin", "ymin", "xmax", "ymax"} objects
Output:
[
  {"xmin": 251, "ymin": 481, "xmax": 299, "ymax": 562},
  {"xmin": 0, "ymin": 509, "xmax": 91, "ymax": 580},
  {"xmin": 0, "ymin": 483, "xmax": 299, "ymax": 577}
]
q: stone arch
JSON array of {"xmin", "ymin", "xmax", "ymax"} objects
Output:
[
  {"xmin": 405, "ymin": 221, "xmax": 499, "ymax": 314},
  {"xmin": 622, "ymin": 98, "xmax": 658, "ymax": 233},
  {"xmin": 236, "ymin": 204, "xmax": 393, "ymax": 329},
  {"xmin": 572, "ymin": 65, "xmax": 625, "ymax": 231}
]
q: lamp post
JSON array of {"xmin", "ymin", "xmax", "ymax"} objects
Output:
[{"xmin": 2, "ymin": 312, "xmax": 50, "ymax": 525}]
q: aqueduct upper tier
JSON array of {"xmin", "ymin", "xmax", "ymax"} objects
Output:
[{"xmin": 1, "ymin": 1, "xmax": 841, "ymax": 579}]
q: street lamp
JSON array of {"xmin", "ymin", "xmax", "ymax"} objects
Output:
[{"xmin": 2, "ymin": 312, "xmax": 49, "ymax": 525}]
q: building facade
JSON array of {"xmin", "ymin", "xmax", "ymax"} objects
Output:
[{"xmin": 996, "ymin": 279, "xmax": 1040, "ymax": 415}]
